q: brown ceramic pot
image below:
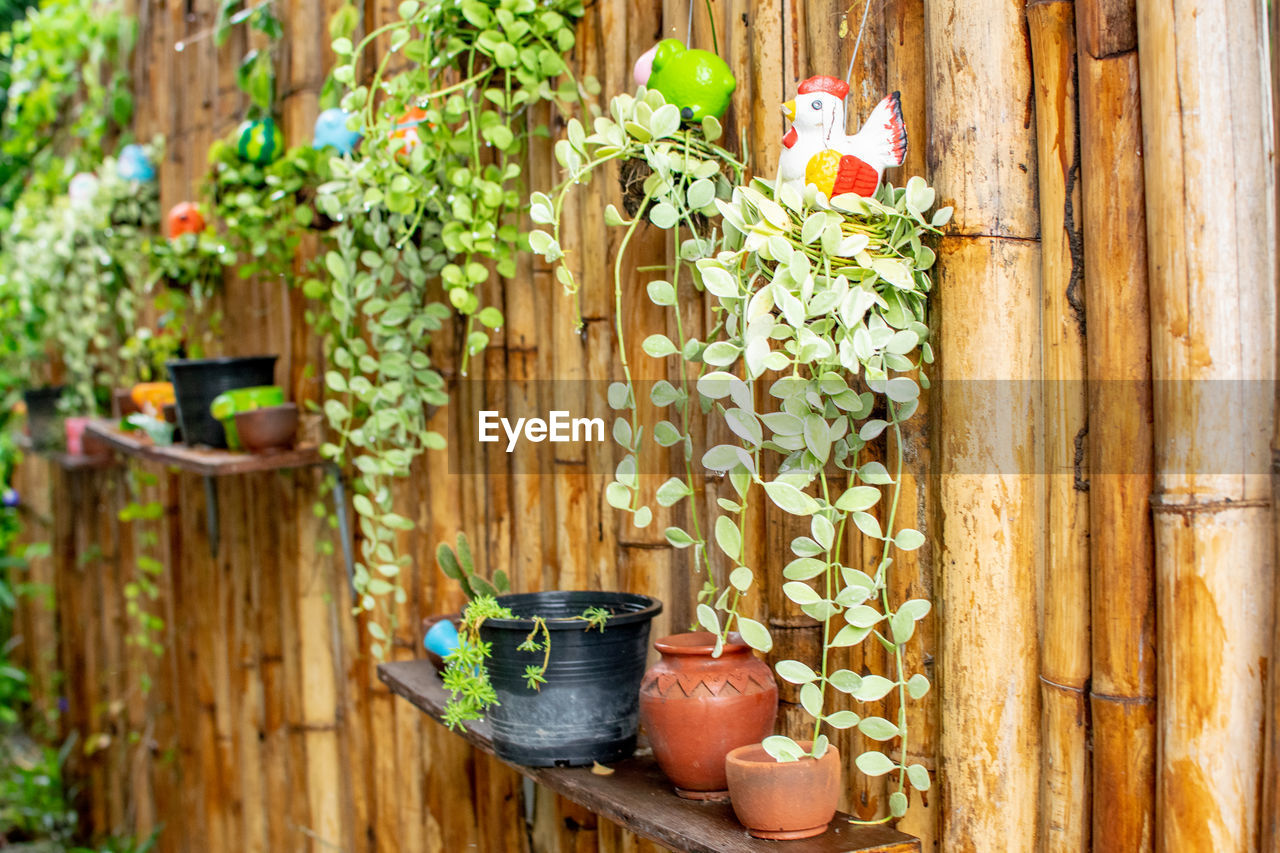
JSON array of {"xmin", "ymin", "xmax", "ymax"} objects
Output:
[
  {"xmin": 234, "ymin": 403, "xmax": 298, "ymax": 453},
  {"xmin": 638, "ymin": 631, "xmax": 778, "ymax": 801},
  {"xmin": 725, "ymin": 740, "xmax": 841, "ymax": 840},
  {"xmin": 112, "ymin": 388, "xmax": 141, "ymax": 418}
]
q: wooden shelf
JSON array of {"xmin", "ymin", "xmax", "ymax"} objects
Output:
[
  {"xmin": 14, "ymin": 431, "xmax": 115, "ymax": 471},
  {"xmin": 378, "ymin": 660, "xmax": 920, "ymax": 853},
  {"xmin": 84, "ymin": 418, "xmax": 321, "ymax": 476}
]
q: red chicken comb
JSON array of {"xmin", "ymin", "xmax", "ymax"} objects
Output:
[{"xmin": 798, "ymin": 75, "xmax": 850, "ymax": 100}]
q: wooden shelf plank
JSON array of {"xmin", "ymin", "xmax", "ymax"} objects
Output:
[
  {"xmin": 83, "ymin": 418, "xmax": 321, "ymax": 477},
  {"xmin": 378, "ymin": 660, "xmax": 920, "ymax": 853},
  {"xmin": 14, "ymin": 431, "xmax": 115, "ymax": 471}
]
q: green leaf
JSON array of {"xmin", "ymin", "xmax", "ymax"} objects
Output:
[
  {"xmin": 800, "ymin": 682, "xmax": 823, "ymax": 717},
  {"xmin": 607, "ymin": 382, "xmax": 632, "ymax": 410},
  {"xmin": 763, "ymin": 481, "xmax": 819, "ymax": 515},
  {"xmin": 642, "ymin": 334, "xmax": 678, "ymax": 358},
  {"xmin": 854, "ymin": 675, "xmax": 897, "ymax": 702},
  {"xmin": 633, "ymin": 506, "xmax": 653, "ymax": 528},
  {"xmin": 647, "ymin": 279, "xmax": 676, "ymax": 306},
  {"xmin": 736, "ymin": 617, "xmax": 772, "ymax": 652},
  {"xmin": 859, "ymin": 461, "xmax": 893, "ymax": 485},
  {"xmin": 649, "ymin": 202, "xmax": 679, "ymax": 229},
  {"xmin": 782, "ymin": 581, "xmax": 821, "ymax": 606},
  {"xmin": 729, "ymin": 566, "xmax": 754, "ymax": 592},
  {"xmin": 696, "ymin": 603, "xmax": 719, "ymax": 633},
  {"xmin": 762, "ymin": 735, "xmax": 804, "ymax": 762},
  {"xmin": 852, "ymin": 511, "xmax": 883, "ymax": 540},
  {"xmin": 836, "ymin": 486, "xmax": 880, "ymax": 512},
  {"xmin": 783, "ymin": 557, "xmax": 827, "ymax": 581},
  {"xmin": 605, "ymin": 481, "xmax": 631, "ymax": 510},
  {"xmin": 858, "ymin": 716, "xmax": 900, "ymax": 741},
  {"xmin": 715, "ymin": 515, "xmax": 742, "ymax": 561},
  {"xmin": 825, "ymin": 710, "xmax": 859, "ymax": 729},
  {"xmin": 829, "ymin": 669, "xmax": 862, "ymax": 693},
  {"xmin": 895, "ymin": 528, "xmax": 926, "ymax": 551},
  {"xmin": 775, "ymin": 659, "xmax": 818, "ymax": 684},
  {"xmin": 656, "ymin": 477, "xmax": 691, "ymax": 507},
  {"xmin": 906, "ymin": 673, "xmax": 931, "ymax": 699},
  {"xmin": 855, "ymin": 750, "xmax": 896, "ymax": 777},
  {"xmin": 889, "ymin": 791, "xmax": 909, "ymax": 818},
  {"xmin": 699, "ymin": 265, "xmax": 739, "ymax": 299},
  {"xmin": 665, "ymin": 527, "xmax": 695, "ymax": 548},
  {"xmin": 907, "ymin": 763, "xmax": 931, "ymax": 792}
]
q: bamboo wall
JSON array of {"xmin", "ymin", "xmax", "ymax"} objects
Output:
[{"xmin": 9, "ymin": 0, "xmax": 1279, "ymax": 851}]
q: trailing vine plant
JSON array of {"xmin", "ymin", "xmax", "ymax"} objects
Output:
[
  {"xmin": 316, "ymin": 0, "xmax": 592, "ymax": 655},
  {"xmin": 527, "ymin": 86, "xmax": 766, "ymax": 652},
  {"xmin": 692, "ymin": 177, "xmax": 947, "ymax": 818}
]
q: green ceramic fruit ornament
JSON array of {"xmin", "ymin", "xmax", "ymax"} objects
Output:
[
  {"xmin": 645, "ymin": 39, "xmax": 736, "ymax": 121},
  {"xmin": 236, "ymin": 117, "xmax": 284, "ymax": 165}
]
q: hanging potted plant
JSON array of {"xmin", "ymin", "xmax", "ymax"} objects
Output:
[
  {"xmin": 688, "ymin": 75, "xmax": 945, "ymax": 837},
  {"xmin": 529, "ymin": 24, "xmax": 783, "ymax": 798},
  {"xmin": 438, "ymin": 534, "xmax": 663, "ymax": 767}
]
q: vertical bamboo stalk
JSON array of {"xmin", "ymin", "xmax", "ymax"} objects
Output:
[
  {"xmin": 1027, "ymin": 3, "xmax": 1091, "ymax": 850},
  {"xmin": 925, "ymin": 0, "xmax": 1043, "ymax": 847},
  {"xmin": 1076, "ymin": 2, "xmax": 1158, "ymax": 847},
  {"xmin": 1135, "ymin": 0, "xmax": 1277, "ymax": 848}
]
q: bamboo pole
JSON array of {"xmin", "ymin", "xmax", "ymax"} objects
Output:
[
  {"xmin": 1135, "ymin": 0, "xmax": 1277, "ymax": 849},
  {"xmin": 1075, "ymin": 2, "xmax": 1158, "ymax": 847},
  {"xmin": 925, "ymin": 0, "xmax": 1043, "ymax": 846},
  {"xmin": 1027, "ymin": 3, "xmax": 1090, "ymax": 850}
]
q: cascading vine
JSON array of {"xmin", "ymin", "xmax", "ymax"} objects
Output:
[{"xmin": 314, "ymin": 0, "xmax": 594, "ymax": 655}]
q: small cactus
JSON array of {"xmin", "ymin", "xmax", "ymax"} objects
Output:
[{"xmin": 436, "ymin": 532, "xmax": 510, "ymax": 601}]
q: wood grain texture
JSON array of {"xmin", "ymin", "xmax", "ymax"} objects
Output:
[{"xmin": 1135, "ymin": 0, "xmax": 1276, "ymax": 850}]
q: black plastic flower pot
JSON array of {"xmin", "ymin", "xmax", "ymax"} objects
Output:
[
  {"xmin": 166, "ymin": 356, "xmax": 278, "ymax": 449},
  {"xmin": 481, "ymin": 590, "xmax": 662, "ymax": 767},
  {"xmin": 23, "ymin": 386, "xmax": 65, "ymax": 451}
]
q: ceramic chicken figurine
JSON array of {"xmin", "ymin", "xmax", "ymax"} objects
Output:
[
  {"xmin": 634, "ymin": 40, "xmax": 736, "ymax": 121},
  {"xmin": 775, "ymin": 75, "xmax": 906, "ymax": 202}
]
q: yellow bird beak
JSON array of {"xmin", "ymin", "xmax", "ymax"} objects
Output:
[{"xmin": 782, "ymin": 100, "xmax": 796, "ymax": 121}]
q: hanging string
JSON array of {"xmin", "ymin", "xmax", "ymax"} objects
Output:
[
  {"xmin": 843, "ymin": 0, "xmax": 874, "ymax": 87},
  {"xmin": 173, "ymin": 0, "xmax": 274, "ymax": 52},
  {"xmin": 685, "ymin": 0, "xmax": 720, "ymax": 56}
]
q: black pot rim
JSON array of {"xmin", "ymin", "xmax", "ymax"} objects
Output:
[
  {"xmin": 166, "ymin": 355, "xmax": 279, "ymax": 369},
  {"xmin": 22, "ymin": 385, "xmax": 65, "ymax": 397},
  {"xmin": 483, "ymin": 590, "xmax": 662, "ymax": 631}
]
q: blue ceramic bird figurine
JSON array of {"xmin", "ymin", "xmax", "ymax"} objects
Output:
[
  {"xmin": 117, "ymin": 144, "xmax": 156, "ymax": 183},
  {"xmin": 313, "ymin": 107, "xmax": 362, "ymax": 155}
]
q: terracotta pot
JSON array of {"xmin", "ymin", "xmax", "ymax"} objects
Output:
[
  {"xmin": 112, "ymin": 388, "xmax": 141, "ymax": 418},
  {"xmin": 234, "ymin": 403, "xmax": 298, "ymax": 453},
  {"xmin": 638, "ymin": 631, "xmax": 777, "ymax": 801},
  {"xmin": 725, "ymin": 740, "xmax": 841, "ymax": 840}
]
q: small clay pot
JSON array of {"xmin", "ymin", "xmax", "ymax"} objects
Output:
[
  {"xmin": 725, "ymin": 740, "xmax": 841, "ymax": 840},
  {"xmin": 234, "ymin": 404, "xmax": 298, "ymax": 453},
  {"xmin": 638, "ymin": 632, "xmax": 777, "ymax": 801}
]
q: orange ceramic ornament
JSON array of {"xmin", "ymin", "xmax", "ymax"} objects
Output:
[
  {"xmin": 390, "ymin": 106, "xmax": 431, "ymax": 157},
  {"xmin": 167, "ymin": 202, "xmax": 205, "ymax": 240}
]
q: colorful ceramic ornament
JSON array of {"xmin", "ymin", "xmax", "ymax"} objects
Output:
[
  {"xmin": 313, "ymin": 107, "xmax": 362, "ymax": 155},
  {"xmin": 235, "ymin": 117, "xmax": 284, "ymax": 165},
  {"xmin": 776, "ymin": 76, "xmax": 907, "ymax": 203},
  {"xmin": 117, "ymin": 143, "xmax": 156, "ymax": 182},
  {"xmin": 68, "ymin": 172, "xmax": 99, "ymax": 207},
  {"xmin": 167, "ymin": 202, "xmax": 205, "ymax": 240},
  {"xmin": 390, "ymin": 105, "xmax": 430, "ymax": 156},
  {"xmin": 637, "ymin": 40, "xmax": 736, "ymax": 121}
]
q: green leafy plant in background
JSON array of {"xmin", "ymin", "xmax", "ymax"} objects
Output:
[
  {"xmin": 0, "ymin": 0, "xmax": 135, "ymax": 223},
  {"xmin": 528, "ymin": 87, "xmax": 764, "ymax": 652},
  {"xmin": 206, "ymin": 139, "xmax": 331, "ymax": 287},
  {"xmin": 143, "ymin": 218, "xmax": 232, "ymax": 361},
  {"xmin": 214, "ymin": 0, "xmax": 282, "ymax": 118},
  {"xmin": 118, "ymin": 468, "xmax": 165, "ymax": 685},
  {"xmin": 436, "ymin": 532, "xmax": 509, "ymax": 601},
  {"xmin": 689, "ymin": 177, "xmax": 946, "ymax": 819},
  {"xmin": 315, "ymin": 0, "xmax": 592, "ymax": 655}
]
